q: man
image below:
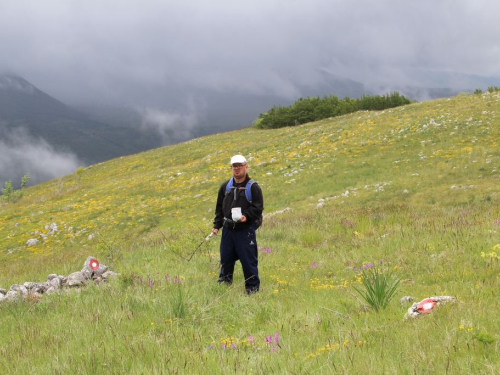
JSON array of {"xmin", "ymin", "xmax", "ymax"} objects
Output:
[{"xmin": 212, "ymin": 154, "xmax": 264, "ymax": 295}]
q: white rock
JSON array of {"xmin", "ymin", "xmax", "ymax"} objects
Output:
[
  {"xmin": 23, "ymin": 282, "xmax": 36, "ymax": 289},
  {"xmin": 26, "ymin": 238, "xmax": 39, "ymax": 247},
  {"xmin": 81, "ymin": 267, "xmax": 93, "ymax": 280},
  {"xmin": 33, "ymin": 284, "xmax": 47, "ymax": 294},
  {"xmin": 93, "ymin": 264, "xmax": 109, "ymax": 277},
  {"xmin": 67, "ymin": 272, "xmax": 86, "ymax": 287},
  {"xmin": 404, "ymin": 296, "xmax": 456, "ymax": 320},
  {"xmin": 47, "ymin": 223, "xmax": 58, "ymax": 234},
  {"xmin": 49, "ymin": 277, "xmax": 62, "ymax": 289},
  {"xmin": 5, "ymin": 290, "xmax": 20, "ymax": 301}
]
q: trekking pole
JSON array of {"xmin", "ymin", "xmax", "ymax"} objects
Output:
[{"xmin": 187, "ymin": 233, "xmax": 214, "ymax": 262}]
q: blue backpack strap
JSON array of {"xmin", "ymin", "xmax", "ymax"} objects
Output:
[
  {"xmin": 226, "ymin": 178, "xmax": 255, "ymax": 203},
  {"xmin": 225, "ymin": 178, "xmax": 234, "ymax": 195},
  {"xmin": 245, "ymin": 179, "xmax": 255, "ymax": 203}
]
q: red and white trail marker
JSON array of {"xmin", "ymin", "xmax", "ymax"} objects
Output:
[
  {"xmin": 89, "ymin": 258, "xmax": 100, "ymax": 270},
  {"xmin": 417, "ymin": 298, "xmax": 437, "ymax": 314}
]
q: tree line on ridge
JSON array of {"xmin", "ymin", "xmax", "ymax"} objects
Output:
[{"xmin": 253, "ymin": 92, "xmax": 412, "ymax": 129}]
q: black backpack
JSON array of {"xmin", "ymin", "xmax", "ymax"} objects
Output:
[{"xmin": 225, "ymin": 178, "xmax": 263, "ymax": 229}]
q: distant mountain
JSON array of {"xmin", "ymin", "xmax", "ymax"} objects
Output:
[
  {"xmin": 0, "ymin": 74, "xmax": 162, "ymax": 186},
  {"xmin": 0, "ymin": 74, "xmax": 162, "ymax": 163}
]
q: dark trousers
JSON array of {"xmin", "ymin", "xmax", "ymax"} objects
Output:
[{"xmin": 219, "ymin": 226, "xmax": 260, "ymax": 291}]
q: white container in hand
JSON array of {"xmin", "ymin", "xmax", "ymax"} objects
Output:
[{"xmin": 231, "ymin": 207, "xmax": 242, "ymax": 222}]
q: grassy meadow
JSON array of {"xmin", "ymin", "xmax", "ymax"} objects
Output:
[{"xmin": 0, "ymin": 92, "xmax": 499, "ymax": 374}]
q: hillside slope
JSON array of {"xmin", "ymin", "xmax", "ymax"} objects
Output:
[
  {"xmin": 1, "ymin": 91, "xmax": 499, "ymax": 278},
  {"xmin": 0, "ymin": 92, "xmax": 499, "ymax": 373}
]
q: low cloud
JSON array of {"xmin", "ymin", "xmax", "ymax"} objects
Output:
[
  {"xmin": 0, "ymin": 127, "xmax": 81, "ymax": 188},
  {"xmin": 139, "ymin": 105, "xmax": 201, "ymax": 144}
]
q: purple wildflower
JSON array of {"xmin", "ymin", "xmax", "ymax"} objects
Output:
[
  {"xmin": 265, "ymin": 332, "xmax": 280, "ymax": 352},
  {"xmin": 494, "ymin": 221, "xmax": 500, "ymax": 226},
  {"xmin": 248, "ymin": 335, "xmax": 254, "ymax": 343},
  {"xmin": 231, "ymin": 343, "xmax": 237, "ymax": 349}
]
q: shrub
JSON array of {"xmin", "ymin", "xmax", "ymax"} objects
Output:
[
  {"xmin": 253, "ymin": 92, "xmax": 412, "ymax": 129},
  {"xmin": 1, "ymin": 175, "xmax": 30, "ymax": 203}
]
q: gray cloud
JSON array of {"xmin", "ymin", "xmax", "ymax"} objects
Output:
[
  {"xmin": 0, "ymin": 127, "xmax": 81, "ymax": 187},
  {"xmin": 1, "ymin": 0, "xmax": 499, "ymax": 108}
]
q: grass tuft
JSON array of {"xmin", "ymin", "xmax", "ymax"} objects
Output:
[{"xmin": 353, "ymin": 266, "xmax": 401, "ymax": 312}]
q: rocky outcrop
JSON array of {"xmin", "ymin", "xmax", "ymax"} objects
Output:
[{"xmin": 0, "ymin": 257, "xmax": 118, "ymax": 303}]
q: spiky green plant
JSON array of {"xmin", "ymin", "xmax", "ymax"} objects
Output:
[{"xmin": 353, "ymin": 266, "xmax": 401, "ymax": 312}]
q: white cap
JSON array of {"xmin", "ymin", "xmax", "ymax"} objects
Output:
[{"xmin": 230, "ymin": 154, "xmax": 247, "ymax": 165}]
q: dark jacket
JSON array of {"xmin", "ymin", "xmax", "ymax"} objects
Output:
[{"xmin": 213, "ymin": 175, "xmax": 264, "ymax": 231}]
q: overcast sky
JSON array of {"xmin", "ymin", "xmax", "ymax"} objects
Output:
[
  {"xmin": 1, "ymin": 0, "xmax": 500, "ymax": 187},
  {"xmin": 1, "ymin": 0, "xmax": 499, "ymax": 108}
]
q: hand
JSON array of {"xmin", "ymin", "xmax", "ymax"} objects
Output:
[
  {"xmin": 239, "ymin": 215, "xmax": 247, "ymax": 223},
  {"xmin": 212, "ymin": 228, "xmax": 219, "ymax": 235}
]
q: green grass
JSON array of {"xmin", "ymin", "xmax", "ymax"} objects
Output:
[{"xmin": 0, "ymin": 92, "xmax": 500, "ymax": 373}]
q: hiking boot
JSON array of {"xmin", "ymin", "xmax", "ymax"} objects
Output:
[
  {"xmin": 246, "ymin": 287, "xmax": 259, "ymax": 295},
  {"xmin": 218, "ymin": 277, "xmax": 232, "ymax": 286}
]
